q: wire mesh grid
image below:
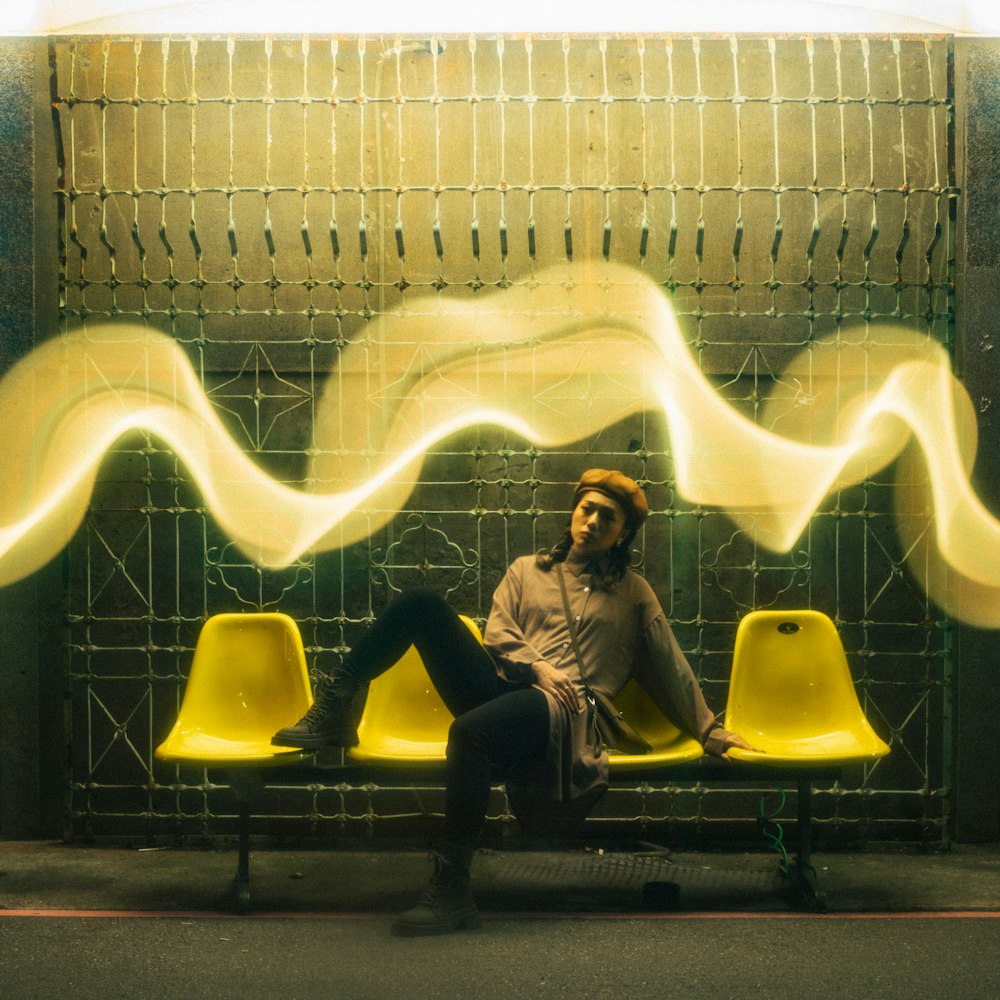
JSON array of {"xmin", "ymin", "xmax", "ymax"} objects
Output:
[{"xmin": 50, "ymin": 33, "xmax": 954, "ymax": 844}]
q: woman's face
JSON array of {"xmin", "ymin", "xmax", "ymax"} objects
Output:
[{"xmin": 569, "ymin": 490, "xmax": 629, "ymax": 560}]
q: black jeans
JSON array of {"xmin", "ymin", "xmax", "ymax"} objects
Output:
[{"xmin": 342, "ymin": 587, "xmax": 550, "ymax": 846}]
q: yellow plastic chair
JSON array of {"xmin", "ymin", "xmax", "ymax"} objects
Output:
[
  {"xmin": 605, "ymin": 679, "xmax": 705, "ymax": 771},
  {"xmin": 348, "ymin": 615, "xmax": 482, "ymax": 765},
  {"xmin": 156, "ymin": 612, "xmax": 315, "ymax": 765},
  {"xmin": 723, "ymin": 609, "xmax": 891, "ymax": 767},
  {"xmin": 155, "ymin": 612, "xmax": 316, "ymax": 911}
]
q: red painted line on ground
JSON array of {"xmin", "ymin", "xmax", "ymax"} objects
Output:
[
  {"xmin": 491, "ymin": 910, "xmax": 1000, "ymax": 921},
  {"xmin": 0, "ymin": 909, "xmax": 380, "ymax": 920},
  {"xmin": 2, "ymin": 908, "xmax": 1000, "ymax": 920}
]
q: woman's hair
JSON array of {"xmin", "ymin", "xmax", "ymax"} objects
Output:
[{"xmin": 535, "ymin": 526, "xmax": 634, "ymax": 589}]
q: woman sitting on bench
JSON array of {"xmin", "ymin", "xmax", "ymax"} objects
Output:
[{"xmin": 272, "ymin": 469, "xmax": 750, "ymax": 935}]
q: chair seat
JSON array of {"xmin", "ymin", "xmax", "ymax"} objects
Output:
[
  {"xmin": 606, "ymin": 737, "xmax": 704, "ymax": 771},
  {"xmin": 349, "ymin": 735, "xmax": 449, "ymax": 765},
  {"xmin": 350, "ymin": 736, "xmax": 706, "ymax": 770},
  {"xmin": 156, "ymin": 730, "xmax": 315, "ymax": 766},
  {"xmin": 727, "ymin": 739, "xmax": 888, "ymax": 769}
]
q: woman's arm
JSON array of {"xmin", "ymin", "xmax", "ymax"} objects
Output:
[
  {"xmin": 482, "ymin": 559, "xmax": 547, "ymax": 683},
  {"xmin": 633, "ymin": 614, "xmax": 752, "ymax": 757}
]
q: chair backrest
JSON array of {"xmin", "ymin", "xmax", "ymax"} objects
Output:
[
  {"xmin": 156, "ymin": 612, "xmax": 312, "ymax": 763},
  {"xmin": 613, "ymin": 678, "xmax": 677, "ymax": 741},
  {"xmin": 350, "ymin": 616, "xmax": 481, "ymax": 763},
  {"xmin": 606, "ymin": 678, "xmax": 704, "ymax": 768},
  {"xmin": 724, "ymin": 609, "xmax": 889, "ymax": 759}
]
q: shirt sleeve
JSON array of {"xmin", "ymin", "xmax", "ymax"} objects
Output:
[
  {"xmin": 631, "ymin": 611, "xmax": 719, "ymax": 744},
  {"xmin": 482, "ymin": 558, "xmax": 547, "ymax": 682}
]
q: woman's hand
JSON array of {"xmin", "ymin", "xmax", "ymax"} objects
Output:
[
  {"xmin": 531, "ymin": 659, "xmax": 582, "ymax": 715},
  {"xmin": 704, "ymin": 726, "xmax": 757, "ymax": 759}
]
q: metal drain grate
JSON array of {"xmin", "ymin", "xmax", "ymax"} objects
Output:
[
  {"xmin": 491, "ymin": 853, "xmax": 783, "ymax": 893},
  {"xmin": 500, "ymin": 854, "xmax": 675, "ymax": 887}
]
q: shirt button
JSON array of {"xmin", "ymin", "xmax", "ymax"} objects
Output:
[
  {"xmin": 575, "ymin": 615, "xmax": 582, "ymax": 621},
  {"xmin": 584, "ymin": 587, "xmax": 590, "ymax": 593},
  {"xmin": 562, "ymin": 641, "xmax": 570, "ymax": 648}
]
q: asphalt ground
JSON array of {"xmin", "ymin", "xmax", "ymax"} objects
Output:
[
  {"xmin": 3, "ymin": 841, "xmax": 1000, "ymax": 999},
  {"xmin": 5, "ymin": 910, "xmax": 1000, "ymax": 1000}
]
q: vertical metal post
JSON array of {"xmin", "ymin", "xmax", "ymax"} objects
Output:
[
  {"xmin": 228, "ymin": 770, "xmax": 261, "ymax": 915},
  {"xmin": 790, "ymin": 776, "xmax": 826, "ymax": 911}
]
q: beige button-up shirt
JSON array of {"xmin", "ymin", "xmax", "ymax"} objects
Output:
[{"xmin": 483, "ymin": 555, "xmax": 717, "ymax": 802}]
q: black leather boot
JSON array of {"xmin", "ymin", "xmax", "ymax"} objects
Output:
[
  {"xmin": 392, "ymin": 842, "xmax": 481, "ymax": 936},
  {"xmin": 271, "ymin": 672, "xmax": 361, "ymax": 748}
]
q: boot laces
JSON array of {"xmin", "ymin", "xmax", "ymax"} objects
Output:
[
  {"xmin": 303, "ymin": 676, "xmax": 339, "ymax": 721},
  {"xmin": 416, "ymin": 856, "xmax": 464, "ymax": 910}
]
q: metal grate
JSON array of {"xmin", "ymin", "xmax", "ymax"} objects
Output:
[{"xmin": 50, "ymin": 33, "xmax": 954, "ymax": 844}]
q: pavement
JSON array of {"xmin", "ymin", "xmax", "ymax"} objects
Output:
[
  {"xmin": 4, "ymin": 838, "xmax": 1000, "ymax": 915},
  {"xmin": 3, "ymin": 840, "xmax": 1000, "ymax": 999}
]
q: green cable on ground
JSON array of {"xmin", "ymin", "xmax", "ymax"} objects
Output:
[{"xmin": 759, "ymin": 788, "xmax": 790, "ymax": 873}]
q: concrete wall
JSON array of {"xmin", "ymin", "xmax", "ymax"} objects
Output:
[
  {"xmin": 1, "ymin": 34, "xmax": 997, "ymax": 842},
  {"xmin": 953, "ymin": 38, "xmax": 1000, "ymax": 842},
  {"xmin": 0, "ymin": 38, "xmax": 63, "ymax": 838}
]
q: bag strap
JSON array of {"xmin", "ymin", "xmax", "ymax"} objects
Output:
[
  {"xmin": 556, "ymin": 563, "xmax": 651, "ymax": 754},
  {"xmin": 555, "ymin": 562, "xmax": 598, "ymax": 702}
]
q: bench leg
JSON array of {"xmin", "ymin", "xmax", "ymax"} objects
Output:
[
  {"xmin": 227, "ymin": 771, "xmax": 261, "ymax": 915},
  {"xmin": 786, "ymin": 777, "xmax": 827, "ymax": 912},
  {"xmin": 236, "ymin": 796, "xmax": 251, "ymax": 915}
]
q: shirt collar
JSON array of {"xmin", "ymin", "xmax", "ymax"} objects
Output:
[{"xmin": 563, "ymin": 554, "xmax": 608, "ymax": 579}]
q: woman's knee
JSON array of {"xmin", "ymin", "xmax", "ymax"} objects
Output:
[
  {"xmin": 446, "ymin": 690, "xmax": 549, "ymax": 765},
  {"xmin": 390, "ymin": 586, "xmax": 453, "ymax": 622},
  {"xmin": 446, "ymin": 712, "xmax": 483, "ymax": 759}
]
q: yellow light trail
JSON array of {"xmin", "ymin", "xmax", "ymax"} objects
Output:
[{"xmin": 1, "ymin": 263, "xmax": 995, "ymax": 624}]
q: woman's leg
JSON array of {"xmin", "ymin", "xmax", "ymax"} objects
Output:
[
  {"xmin": 273, "ymin": 586, "xmax": 506, "ymax": 746},
  {"xmin": 340, "ymin": 587, "xmax": 505, "ymax": 716},
  {"xmin": 392, "ymin": 686, "xmax": 550, "ymax": 937},
  {"xmin": 442, "ymin": 686, "xmax": 550, "ymax": 846},
  {"xmin": 347, "ymin": 590, "xmax": 551, "ymax": 842}
]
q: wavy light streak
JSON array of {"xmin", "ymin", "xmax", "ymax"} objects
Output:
[{"xmin": 1, "ymin": 263, "xmax": 997, "ymax": 624}]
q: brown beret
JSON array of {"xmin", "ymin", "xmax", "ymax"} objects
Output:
[{"xmin": 573, "ymin": 469, "xmax": 649, "ymax": 529}]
